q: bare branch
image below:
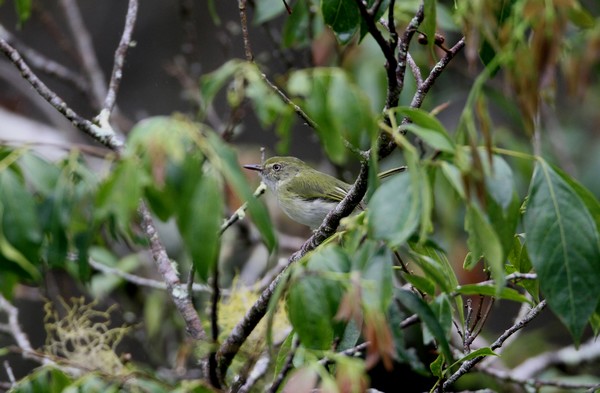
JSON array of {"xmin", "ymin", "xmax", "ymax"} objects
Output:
[
  {"xmin": 407, "ymin": 53, "xmax": 423, "ymax": 87},
  {"xmin": 139, "ymin": 202, "xmax": 206, "ymax": 341},
  {"xmin": 481, "ymin": 366, "xmax": 600, "ymax": 391},
  {"xmin": 3, "ymin": 361, "xmax": 16, "ymax": 387},
  {"xmin": 101, "ymin": 0, "xmax": 139, "ymax": 117},
  {"xmin": 0, "ymin": 39, "xmax": 123, "ymax": 150},
  {"xmin": 88, "ymin": 258, "xmax": 213, "ymax": 293},
  {"xmin": 238, "ymin": 0, "xmax": 253, "ymax": 61},
  {"xmin": 408, "ymin": 37, "xmax": 466, "ymax": 111},
  {"xmin": 0, "ymin": 294, "xmax": 51, "ymax": 366},
  {"xmin": 395, "ymin": 4, "xmax": 424, "ymax": 108},
  {"xmin": 59, "ymin": 0, "xmax": 107, "ymax": 108},
  {"xmin": 0, "ymin": 24, "xmax": 88, "ymax": 92},
  {"xmin": 442, "ymin": 300, "xmax": 547, "ymax": 391}
]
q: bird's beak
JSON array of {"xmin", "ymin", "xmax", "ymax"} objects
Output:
[{"xmin": 243, "ymin": 164, "xmax": 263, "ymax": 172}]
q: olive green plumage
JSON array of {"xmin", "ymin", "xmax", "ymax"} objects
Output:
[{"xmin": 244, "ymin": 156, "xmax": 405, "ymax": 229}]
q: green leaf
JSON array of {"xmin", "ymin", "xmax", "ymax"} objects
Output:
[
  {"xmin": 0, "ymin": 170, "xmax": 42, "ymax": 264},
  {"xmin": 402, "ymin": 273, "xmax": 436, "ymax": 296},
  {"xmin": 395, "ymin": 289, "xmax": 453, "ymax": 364},
  {"xmin": 447, "ymin": 347, "xmax": 497, "ymax": 371},
  {"xmin": 287, "ymin": 275, "xmax": 336, "ymax": 349},
  {"xmin": 199, "ymin": 60, "xmax": 244, "ymax": 109},
  {"xmin": 464, "ymin": 204, "xmax": 505, "ymax": 292},
  {"xmin": 15, "ymin": 0, "xmax": 32, "ymax": 25},
  {"xmin": 455, "ymin": 284, "xmax": 532, "ymax": 304},
  {"xmin": 287, "ymin": 246, "xmax": 348, "ymax": 349},
  {"xmin": 177, "ymin": 172, "xmax": 223, "ymax": 281},
  {"xmin": 205, "ymin": 133, "xmax": 276, "ymax": 251},
  {"xmin": 368, "ymin": 173, "xmax": 419, "ymax": 247},
  {"xmin": 96, "ymin": 159, "xmax": 149, "ymax": 233},
  {"xmin": 321, "ymin": 0, "xmax": 360, "ymax": 44},
  {"xmin": 359, "ymin": 245, "xmax": 393, "ymax": 312},
  {"xmin": 440, "ymin": 162, "xmax": 465, "ymax": 199},
  {"xmin": 253, "ymin": 0, "xmax": 286, "ymax": 24},
  {"xmin": 283, "ymin": 0, "xmax": 310, "ymax": 47},
  {"xmin": 396, "ymin": 107, "xmax": 455, "ymax": 153},
  {"xmin": 328, "ymin": 72, "xmax": 376, "ymax": 149},
  {"xmin": 287, "ymin": 69, "xmax": 347, "ymax": 164},
  {"xmin": 567, "ymin": 2, "xmax": 595, "ymax": 29},
  {"xmin": 422, "ymin": 0, "xmax": 437, "ymax": 53},
  {"xmin": 523, "ymin": 160, "xmax": 600, "ymax": 343}
]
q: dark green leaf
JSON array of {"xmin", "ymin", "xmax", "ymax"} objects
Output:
[
  {"xmin": 321, "ymin": 0, "xmax": 360, "ymax": 44},
  {"xmin": 205, "ymin": 133, "xmax": 276, "ymax": 251},
  {"xmin": 464, "ymin": 204, "xmax": 505, "ymax": 292},
  {"xmin": 0, "ymin": 171, "xmax": 42, "ymax": 265},
  {"xmin": 177, "ymin": 173, "xmax": 223, "ymax": 281},
  {"xmin": 402, "ymin": 273, "xmax": 436, "ymax": 296},
  {"xmin": 395, "ymin": 289, "xmax": 453, "ymax": 364},
  {"xmin": 283, "ymin": 0, "xmax": 310, "ymax": 47},
  {"xmin": 15, "ymin": 0, "xmax": 32, "ymax": 24},
  {"xmin": 523, "ymin": 160, "xmax": 600, "ymax": 343}
]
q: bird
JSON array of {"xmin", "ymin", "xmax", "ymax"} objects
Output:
[{"xmin": 244, "ymin": 156, "xmax": 405, "ymax": 230}]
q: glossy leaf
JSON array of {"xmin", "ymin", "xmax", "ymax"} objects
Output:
[
  {"xmin": 523, "ymin": 160, "xmax": 600, "ymax": 343},
  {"xmin": 321, "ymin": 0, "xmax": 360, "ymax": 44}
]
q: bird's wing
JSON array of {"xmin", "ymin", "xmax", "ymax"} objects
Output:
[{"xmin": 288, "ymin": 173, "xmax": 350, "ymax": 203}]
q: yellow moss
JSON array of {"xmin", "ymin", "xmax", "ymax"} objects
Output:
[{"xmin": 43, "ymin": 297, "xmax": 129, "ymax": 375}]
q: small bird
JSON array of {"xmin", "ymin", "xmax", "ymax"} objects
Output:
[{"xmin": 244, "ymin": 156, "xmax": 405, "ymax": 230}]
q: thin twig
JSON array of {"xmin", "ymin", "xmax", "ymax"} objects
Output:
[
  {"xmin": 101, "ymin": 0, "xmax": 138, "ymax": 117},
  {"xmin": 88, "ymin": 258, "xmax": 213, "ymax": 293},
  {"xmin": 407, "ymin": 52, "xmax": 423, "ymax": 87},
  {"xmin": 59, "ymin": 0, "xmax": 107, "ymax": 108},
  {"xmin": 442, "ymin": 300, "xmax": 547, "ymax": 391},
  {"xmin": 407, "ymin": 37, "xmax": 466, "ymax": 111},
  {"xmin": 239, "ymin": 355, "xmax": 271, "ymax": 393},
  {"xmin": 238, "ymin": 0, "xmax": 253, "ymax": 61},
  {"xmin": 0, "ymin": 39, "xmax": 122, "ymax": 150},
  {"xmin": 209, "ymin": 263, "xmax": 221, "ymax": 388},
  {"xmin": 480, "ymin": 366, "xmax": 600, "ymax": 391},
  {"xmin": 3, "ymin": 361, "xmax": 16, "ymax": 387},
  {"xmin": 0, "ymin": 294, "xmax": 52, "ymax": 365},
  {"xmin": 220, "ymin": 183, "xmax": 267, "ymax": 235},
  {"xmin": 0, "ymin": 24, "xmax": 88, "ymax": 92}
]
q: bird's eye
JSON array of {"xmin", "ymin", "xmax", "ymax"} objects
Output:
[{"xmin": 272, "ymin": 164, "xmax": 282, "ymax": 171}]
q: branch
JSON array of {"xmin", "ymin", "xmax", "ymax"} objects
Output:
[
  {"xmin": 88, "ymin": 258, "xmax": 213, "ymax": 293},
  {"xmin": 354, "ymin": 0, "xmax": 399, "ymax": 110},
  {"xmin": 0, "ymin": 24, "xmax": 88, "ymax": 92},
  {"xmin": 139, "ymin": 202, "xmax": 206, "ymax": 340},
  {"xmin": 0, "ymin": 38, "xmax": 123, "ymax": 150},
  {"xmin": 442, "ymin": 300, "xmax": 547, "ymax": 391},
  {"xmin": 100, "ymin": 0, "xmax": 138, "ymax": 117},
  {"xmin": 267, "ymin": 337, "xmax": 299, "ymax": 393},
  {"xmin": 395, "ymin": 4, "xmax": 424, "ymax": 107},
  {"xmin": 59, "ymin": 0, "xmax": 107, "ymax": 108},
  {"xmin": 407, "ymin": 37, "xmax": 466, "ymax": 110},
  {"xmin": 0, "ymin": 294, "xmax": 52, "ymax": 366},
  {"xmin": 481, "ymin": 366, "xmax": 600, "ymax": 391},
  {"xmin": 238, "ymin": 0, "xmax": 253, "ymax": 61}
]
